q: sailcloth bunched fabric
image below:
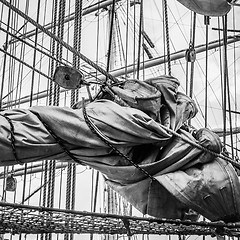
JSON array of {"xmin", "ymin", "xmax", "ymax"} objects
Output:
[
  {"xmin": 176, "ymin": 0, "xmax": 232, "ymax": 16},
  {"xmin": 0, "ymin": 75, "xmax": 240, "ymax": 222}
]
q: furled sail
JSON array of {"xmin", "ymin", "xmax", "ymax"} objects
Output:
[
  {"xmin": 0, "ymin": 75, "xmax": 240, "ymax": 222},
  {"xmin": 177, "ymin": 0, "xmax": 233, "ymax": 16}
]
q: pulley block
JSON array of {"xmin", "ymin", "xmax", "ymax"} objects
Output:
[
  {"xmin": 185, "ymin": 48, "xmax": 196, "ymax": 63},
  {"xmin": 6, "ymin": 175, "xmax": 17, "ymax": 191},
  {"xmin": 53, "ymin": 66, "xmax": 87, "ymax": 89}
]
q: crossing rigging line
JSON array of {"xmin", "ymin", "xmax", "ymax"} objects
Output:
[
  {"xmin": 0, "ymin": 0, "xmax": 120, "ymax": 84},
  {"xmin": 1, "ymin": 1, "xmax": 240, "ymax": 237}
]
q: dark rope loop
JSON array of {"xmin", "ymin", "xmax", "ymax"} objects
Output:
[
  {"xmin": 32, "ymin": 112, "xmax": 83, "ymax": 165},
  {"xmin": 0, "ymin": 114, "xmax": 23, "ymax": 165},
  {"xmin": 81, "ymin": 99, "xmax": 156, "ymax": 182}
]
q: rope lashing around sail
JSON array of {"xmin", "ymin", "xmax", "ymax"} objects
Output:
[
  {"xmin": 81, "ymin": 99, "xmax": 156, "ymax": 182},
  {"xmin": 1, "ymin": 0, "xmax": 239, "ymax": 172},
  {"xmin": 81, "ymin": 99, "xmax": 240, "ymax": 173},
  {"xmin": 2, "ymin": 99, "xmax": 239, "ymax": 174},
  {"xmin": 0, "ymin": 201, "xmax": 240, "ymax": 236},
  {"xmin": 0, "ymin": 114, "xmax": 23, "ymax": 165},
  {"xmin": 161, "ymin": 124, "xmax": 240, "ymax": 169},
  {"xmin": 0, "ymin": 0, "xmax": 120, "ymax": 85},
  {"xmin": 31, "ymin": 112, "xmax": 83, "ymax": 166}
]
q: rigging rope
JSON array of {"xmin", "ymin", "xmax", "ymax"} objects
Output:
[
  {"xmin": 46, "ymin": 2, "xmax": 61, "ymax": 240},
  {"xmin": 0, "ymin": 48, "xmax": 50, "ymax": 80},
  {"xmin": 65, "ymin": 162, "xmax": 72, "ymax": 240},
  {"xmin": 106, "ymin": 0, "xmax": 116, "ymax": 74},
  {"xmin": 204, "ymin": 16, "xmax": 210, "ymax": 128},
  {"xmin": 1, "ymin": 3, "xmax": 240, "ymax": 236},
  {"xmin": 222, "ymin": 16, "xmax": 227, "ymax": 147},
  {"xmin": 0, "ymin": 114, "xmax": 22, "ymax": 165},
  {"xmin": 81, "ymin": 98, "xmax": 240, "ymax": 186},
  {"xmin": 133, "ymin": 0, "xmax": 136, "ymax": 78},
  {"xmin": 66, "ymin": 1, "xmax": 83, "ymax": 239},
  {"xmin": 0, "ymin": 0, "xmax": 11, "ymax": 109},
  {"xmin": 186, "ymin": 12, "xmax": 197, "ymax": 126},
  {"xmin": 81, "ymin": 99, "xmax": 156, "ymax": 181},
  {"xmin": 232, "ymin": 7, "xmax": 240, "ymax": 160},
  {"xmin": 0, "ymin": 26, "xmax": 69, "ymax": 70},
  {"xmin": 163, "ymin": 0, "xmax": 171, "ymax": 75},
  {"xmin": 29, "ymin": 0, "xmax": 41, "ymax": 107},
  {"xmin": 31, "ymin": 112, "xmax": 82, "ymax": 166},
  {"xmin": 124, "ymin": 0, "xmax": 129, "ymax": 79},
  {"xmin": 222, "ymin": 15, "xmax": 234, "ymax": 158},
  {"xmin": 0, "ymin": 201, "xmax": 240, "ymax": 236},
  {"xmin": 0, "ymin": 0, "xmax": 120, "ymax": 84},
  {"xmin": 42, "ymin": 18, "xmax": 53, "ymax": 237},
  {"xmin": 0, "ymin": 0, "xmax": 240, "ymax": 174},
  {"xmin": 136, "ymin": 0, "xmax": 143, "ymax": 79},
  {"xmin": 189, "ymin": 12, "xmax": 196, "ymax": 99},
  {"xmin": 82, "ymin": 97, "xmax": 240, "ymax": 172}
]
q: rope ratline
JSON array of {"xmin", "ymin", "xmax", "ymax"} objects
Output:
[{"xmin": 0, "ymin": 201, "xmax": 240, "ymax": 236}]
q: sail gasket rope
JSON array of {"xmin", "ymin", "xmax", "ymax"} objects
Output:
[
  {"xmin": 3, "ymin": 102, "xmax": 239, "ymax": 171},
  {"xmin": 0, "ymin": 113, "xmax": 23, "ymax": 165},
  {"xmin": 1, "ymin": 0, "xmax": 239, "ymax": 170},
  {"xmin": 31, "ymin": 112, "xmax": 83, "ymax": 166},
  {"xmin": 81, "ymin": 99, "xmax": 156, "ymax": 182},
  {"xmin": 82, "ymin": 98, "xmax": 240, "ymax": 174},
  {"xmin": 159, "ymin": 124, "xmax": 240, "ymax": 170}
]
